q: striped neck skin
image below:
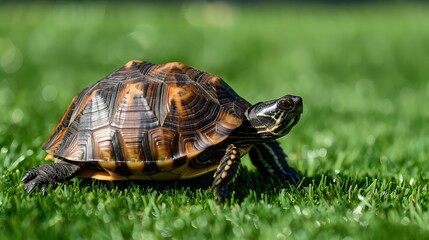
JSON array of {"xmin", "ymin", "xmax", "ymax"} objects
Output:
[{"xmin": 227, "ymin": 115, "xmax": 275, "ymax": 145}]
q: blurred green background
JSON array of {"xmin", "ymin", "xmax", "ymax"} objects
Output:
[{"xmin": 1, "ymin": 2, "xmax": 429, "ymax": 239}]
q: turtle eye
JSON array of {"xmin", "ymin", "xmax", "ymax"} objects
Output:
[{"xmin": 278, "ymin": 99, "xmax": 293, "ymax": 110}]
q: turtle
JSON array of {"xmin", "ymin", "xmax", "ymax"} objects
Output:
[{"xmin": 21, "ymin": 60, "xmax": 303, "ymax": 202}]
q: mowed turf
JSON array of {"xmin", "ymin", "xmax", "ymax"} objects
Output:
[{"xmin": 1, "ymin": 3, "xmax": 429, "ymax": 239}]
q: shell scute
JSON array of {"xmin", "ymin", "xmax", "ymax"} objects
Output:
[{"xmin": 43, "ymin": 61, "xmax": 250, "ymax": 179}]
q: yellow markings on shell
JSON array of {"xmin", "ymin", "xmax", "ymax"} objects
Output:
[
  {"xmin": 149, "ymin": 127, "xmax": 175, "ymax": 161},
  {"xmin": 44, "ymin": 154, "xmax": 55, "ymax": 161},
  {"xmin": 170, "ymin": 86, "xmax": 194, "ymax": 102},
  {"xmin": 155, "ymin": 144, "xmax": 172, "ymax": 161},
  {"xmin": 224, "ymin": 165, "xmax": 230, "ymax": 171},
  {"xmin": 206, "ymin": 131, "xmax": 229, "ymax": 145},
  {"xmin": 119, "ymin": 83, "xmax": 144, "ymax": 110},
  {"xmin": 209, "ymin": 77, "xmax": 221, "ymax": 85},
  {"xmin": 153, "ymin": 159, "xmax": 176, "ymax": 170},
  {"xmin": 185, "ymin": 141, "xmax": 195, "ymax": 155},
  {"xmin": 126, "ymin": 162, "xmax": 145, "ymax": 174},
  {"xmin": 126, "ymin": 147, "xmax": 141, "ymax": 162},
  {"xmin": 124, "ymin": 60, "xmax": 143, "ymax": 70},
  {"xmin": 167, "ymin": 85, "xmax": 195, "ymax": 123},
  {"xmin": 44, "ymin": 153, "xmax": 62, "ymax": 163},
  {"xmin": 98, "ymin": 162, "xmax": 117, "ymax": 172},
  {"xmin": 79, "ymin": 167, "xmax": 179, "ymax": 181},
  {"xmin": 220, "ymin": 112, "xmax": 242, "ymax": 127},
  {"xmin": 84, "ymin": 169, "xmax": 129, "ymax": 181},
  {"xmin": 91, "ymin": 159, "xmax": 202, "ymax": 180},
  {"xmin": 221, "ymin": 172, "xmax": 228, "ymax": 179},
  {"xmin": 45, "ymin": 128, "xmax": 69, "ymax": 153},
  {"xmin": 99, "ymin": 149, "xmax": 113, "ymax": 161}
]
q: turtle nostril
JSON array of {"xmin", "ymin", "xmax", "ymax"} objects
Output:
[
  {"xmin": 292, "ymin": 96, "xmax": 303, "ymax": 113},
  {"xmin": 291, "ymin": 96, "xmax": 302, "ymax": 105}
]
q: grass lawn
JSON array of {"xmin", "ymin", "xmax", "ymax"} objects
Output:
[{"xmin": 1, "ymin": 2, "xmax": 429, "ymax": 239}]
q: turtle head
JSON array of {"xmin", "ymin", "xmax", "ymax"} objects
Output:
[{"xmin": 247, "ymin": 95, "xmax": 303, "ymax": 138}]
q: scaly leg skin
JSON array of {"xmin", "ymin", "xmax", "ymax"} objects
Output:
[
  {"xmin": 21, "ymin": 161, "xmax": 82, "ymax": 194},
  {"xmin": 249, "ymin": 140, "xmax": 301, "ymax": 185},
  {"xmin": 211, "ymin": 144, "xmax": 241, "ymax": 203}
]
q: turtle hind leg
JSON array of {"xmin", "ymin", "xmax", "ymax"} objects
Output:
[
  {"xmin": 21, "ymin": 161, "xmax": 82, "ymax": 194},
  {"xmin": 211, "ymin": 144, "xmax": 241, "ymax": 203},
  {"xmin": 249, "ymin": 140, "xmax": 301, "ymax": 185}
]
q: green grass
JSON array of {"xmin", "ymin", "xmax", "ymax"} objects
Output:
[{"xmin": 1, "ymin": 2, "xmax": 429, "ymax": 239}]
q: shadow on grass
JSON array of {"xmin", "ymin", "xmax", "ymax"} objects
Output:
[
  {"xmin": 71, "ymin": 168, "xmax": 369, "ymax": 202},
  {"xmin": 20, "ymin": 165, "xmax": 401, "ymax": 204}
]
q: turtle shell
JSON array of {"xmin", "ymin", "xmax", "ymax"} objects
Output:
[{"xmin": 43, "ymin": 60, "xmax": 250, "ymax": 180}]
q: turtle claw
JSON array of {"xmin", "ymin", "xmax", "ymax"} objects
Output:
[
  {"xmin": 23, "ymin": 180, "xmax": 37, "ymax": 194},
  {"xmin": 41, "ymin": 184, "xmax": 49, "ymax": 196},
  {"xmin": 21, "ymin": 172, "xmax": 38, "ymax": 193},
  {"xmin": 284, "ymin": 167, "xmax": 301, "ymax": 186},
  {"xmin": 21, "ymin": 169, "xmax": 56, "ymax": 194},
  {"xmin": 213, "ymin": 185, "xmax": 230, "ymax": 203},
  {"xmin": 21, "ymin": 172, "xmax": 33, "ymax": 184},
  {"xmin": 21, "ymin": 162, "xmax": 81, "ymax": 194}
]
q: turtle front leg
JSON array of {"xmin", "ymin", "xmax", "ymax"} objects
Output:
[
  {"xmin": 249, "ymin": 140, "xmax": 301, "ymax": 185},
  {"xmin": 21, "ymin": 161, "xmax": 82, "ymax": 194},
  {"xmin": 211, "ymin": 144, "xmax": 241, "ymax": 203}
]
